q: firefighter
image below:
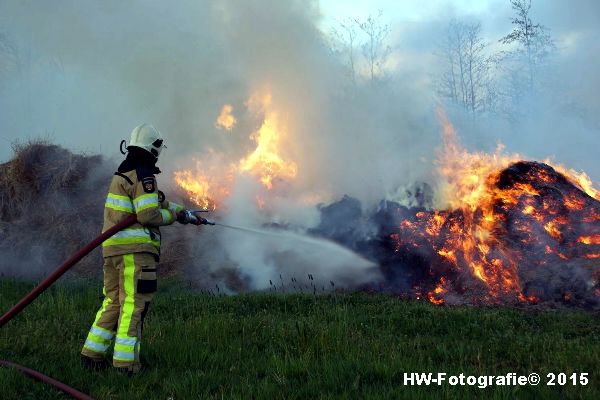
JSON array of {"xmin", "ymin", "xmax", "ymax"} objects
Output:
[{"xmin": 80, "ymin": 124, "xmax": 206, "ymax": 374}]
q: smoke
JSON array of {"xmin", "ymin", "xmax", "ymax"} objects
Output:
[
  {"xmin": 0, "ymin": 1, "xmax": 598, "ymax": 290},
  {"xmin": 0, "ymin": 0, "xmax": 438, "ymax": 199},
  {"xmin": 421, "ymin": 0, "xmax": 600, "ymax": 183}
]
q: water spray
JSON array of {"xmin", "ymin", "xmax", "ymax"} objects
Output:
[
  {"xmin": 189, "ymin": 210, "xmax": 309, "ymax": 236},
  {"xmin": 209, "ymin": 221, "xmax": 376, "ymax": 271}
]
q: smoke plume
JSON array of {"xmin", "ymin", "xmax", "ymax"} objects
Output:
[{"xmin": 0, "ymin": 1, "xmax": 598, "ymax": 292}]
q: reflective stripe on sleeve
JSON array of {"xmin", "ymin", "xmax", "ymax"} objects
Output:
[
  {"xmin": 105, "ymin": 193, "xmax": 134, "ymax": 213},
  {"xmin": 168, "ymin": 202, "xmax": 185, "ymax": 213},
  {"xmin": 160, "ymin": 209, "xmax": 174, "ymax": 224},
  {"xmin": 133, "ymin": 193, "xmax": 159, "ymax": 212}
]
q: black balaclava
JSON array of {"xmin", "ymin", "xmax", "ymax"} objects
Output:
[{"xmin": 117, "ymin": 146, "xmax": 161, "ymax": 175}]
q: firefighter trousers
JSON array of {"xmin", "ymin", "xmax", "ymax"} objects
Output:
[{"xmin": 81, "ymin": 252, "xmax": 157, "ymax": 371}]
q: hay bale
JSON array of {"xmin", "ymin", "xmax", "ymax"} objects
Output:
[
  {"xmin": 0, "ymin": 139, "xmax": 197, "ymax": 280},
  {"xmin": 0, "ymin": 140, "xmax": 107, "ymax": 278}
]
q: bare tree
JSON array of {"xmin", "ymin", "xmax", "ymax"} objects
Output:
[
  {"xmin": 329, "ymin": 18, "xmax": 358, "ymax": 84},
  {"xmin": 437, "ymin": 19, "xmax": 494, "ymax": 114},
  {"xmin": 329, "ymin": 11, "xmax": 392, "ymax": 85},
  {"xmin": 499, "ymin": 0, "xmax": 554, "ymax": 90},
  {"xmin": 354, "ymin": 10, "xmax": 391, "ymax": 83}
]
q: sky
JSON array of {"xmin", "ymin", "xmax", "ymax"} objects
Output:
[
  {"xmin": 320, "ymin": 0, "xmax": 495, "ymax": 25},
  {"xmin": 320, "ymin": 0, "xmax": 600, "ymax": 36}
]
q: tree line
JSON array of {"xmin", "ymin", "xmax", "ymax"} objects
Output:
[
  {"xmin": 329, "ymin": 0, "xmax": 556, "ymax": 121},
  {"xmin": 437, "ymin": 0, "xmax": 554, "ymax": 120}
]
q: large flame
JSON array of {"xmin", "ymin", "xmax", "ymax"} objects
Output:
[
  {"xmin": 239, "ymin": 92, "xmax": 298, "ymax": 190},
  {"xmin": 173, "ymin": 153, "xmax": 235, "ymax": 210},
  {"xmin": 175, "ymin": 90, "xmax": 298, "ymax": 209},
  {"xmin": 394, "ymin": 109, "xmax": 600, "ymax": 305},
  {"xmin": 436, "ymin": 109, "xmax": 598, "ymax": 206},
  {"xmin": 433, "ymin": 109, "xmax": 523, "ymax": 298}
]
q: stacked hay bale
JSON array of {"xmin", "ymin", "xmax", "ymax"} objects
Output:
[
  {"xmin": 0, "ymin": 140, "xmax": 106, "ymax": 277},
  {"xmin": 0, "ymin": 140, "xmax": 193, "ymax": 280}
]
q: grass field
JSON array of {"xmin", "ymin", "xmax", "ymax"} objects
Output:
[{"xmin": 1, "ymin": 279, "xmax": 599, "ymax": 399}]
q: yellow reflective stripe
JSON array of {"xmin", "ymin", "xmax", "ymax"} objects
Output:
[
  {"xmin": 102, "ymin": 228, "xmax": 160, "ymax": 248},
  {"xmin": 113, "ymin": 336, "xmax": 136, "ymax": 360},
  {"xmin": 133, "ymin": 193, "xmax": 159, "ymax": 212},
  {"xmin": 116, "ymin": 254, "xmax": 136, "ymax": 352},
  {"xmin": 83, "ymin": 338, "xmax": 110, "ymax": 353},
  {"xmin": 107, "ymin": 228, "xmax": 151, "ymax": 240},
  {"xmin": 160, "ymin": 209, "xmax": 174, "ymax": 224},
  {"xmin": 83, "ymin": 293, "xmax": 114, "ymax": 354},
  {"xmin": 91, "ymin": 295, "xmax": 112, "ymax": 331},
  {"xmin": 106, "ymin": 204, "xmax": 134, "ymax": 213},
  {"xmin": 108, "ymin": 193, "xmax": 130, "ymax": 201},
  {"xmin": 105, "ymin": 193, "xmax": 134, "ymax": 213},
  {"xmin": 85, "ymin": 336, "xmax": 108, "ymax": 347},
  {"xmin": 168, "ymin": 202, "xmax": 185, "ymax": 213},
  {"xmin": 93, "ymin": 324, "xmax": 114, "ymax": 336},
  {"xmin": 90, "ymin": 326, "xmax": 114, "ymax": 340},
  {"xmin": 116, "ymin": 337, "xmax": 137, "ymax": 346},
  {"xmin": 113, "ymin": 350, "xmax": 135, "ymax": 361},
  {"xmin": 87, "ymin": 332, "xmax": 110, "ymax": 346},
  {"xmin": 102, "ymin": 237, "xmax": 160, "ymax": 247}
]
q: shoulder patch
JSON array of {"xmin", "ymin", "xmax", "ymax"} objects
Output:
[
  {"xmin": 157, "ymin": 190, "xmax": 165, "ymax": 203},
  {"xmin": 142, "ymin": 177, "xmax": 156, "ymax": 193}
]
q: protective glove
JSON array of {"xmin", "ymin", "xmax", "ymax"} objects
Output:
[
  {"xmin": 176, "ymin": 210, "xmax": 198, "ymax": 225},
  {"xmin": 177, "ymin": 210, "xmax": 214, "ymax": 225},
  {"xmin": 194, "ymin": 216, "xmax": 210, "ymax": 225},
  {"xmin": 191, "ymin": 212, "xmax": 216, "ymax": 225}
]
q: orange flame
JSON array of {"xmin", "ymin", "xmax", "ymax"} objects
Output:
[
  {"xmin": 215, "ymin": 104, "xmax": 237, "ymax": 131},
  {"xmin": 175, "ymin": 90, "xmax": 298, "ymax": 208},
  {"xmin": 578, "ymin": 235, "xmax": 600, "ymax": 245},
  {"xmin": 434, "ymin": 109, "xmax": 522, "ymax": 294},
  {"xmin": 427, "ymin": 277, "xmax": 447, "ymax": 305},
  {"xmin": 239, "ymin": 92, "xmax": 298, "ymax": 189},
  {"xmin": 173, "ymin": 156, "xmax": 235, "ymax": 210}
]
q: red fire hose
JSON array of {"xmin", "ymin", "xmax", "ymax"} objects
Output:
[
  {"xmin": 0, "ymin": 214, "xmax": 137, "ymax": 328},
  {"xmin": 0, "ymin": 214, "xmax": 138, "ymax": 399},
  {"xmin": 0, "ymin": 360, "xmax": 95, "ymax": 400}
]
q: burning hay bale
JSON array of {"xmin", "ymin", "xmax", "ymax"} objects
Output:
[{"xmin": 315, "ymin": 161, "xmax": 600, "ymax": 308}]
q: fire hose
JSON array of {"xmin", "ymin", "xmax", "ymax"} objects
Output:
[
  {"xmin": 0, "ymin": 360, "xmax": 94, "ymax": 400},
  {"xmin": 0, "ymin": 214, "xmax": 137, "ymax": 328},
  {"xmin": 0, "ymin": 214, "xmax": 138, "ymax": 400}
]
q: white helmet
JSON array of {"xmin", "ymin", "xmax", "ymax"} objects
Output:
[{"xmin": 127, "ymin": 123, "xmax": 166, "ymax": 158}]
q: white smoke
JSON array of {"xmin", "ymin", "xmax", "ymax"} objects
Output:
[{"xmin": 0, "ymin": 0, "xmax": 598, "ymax": 289}]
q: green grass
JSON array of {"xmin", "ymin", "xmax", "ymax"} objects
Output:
[{"xmin": 1, "ymin": 279, "xmax": 599, "ymax": 399}]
